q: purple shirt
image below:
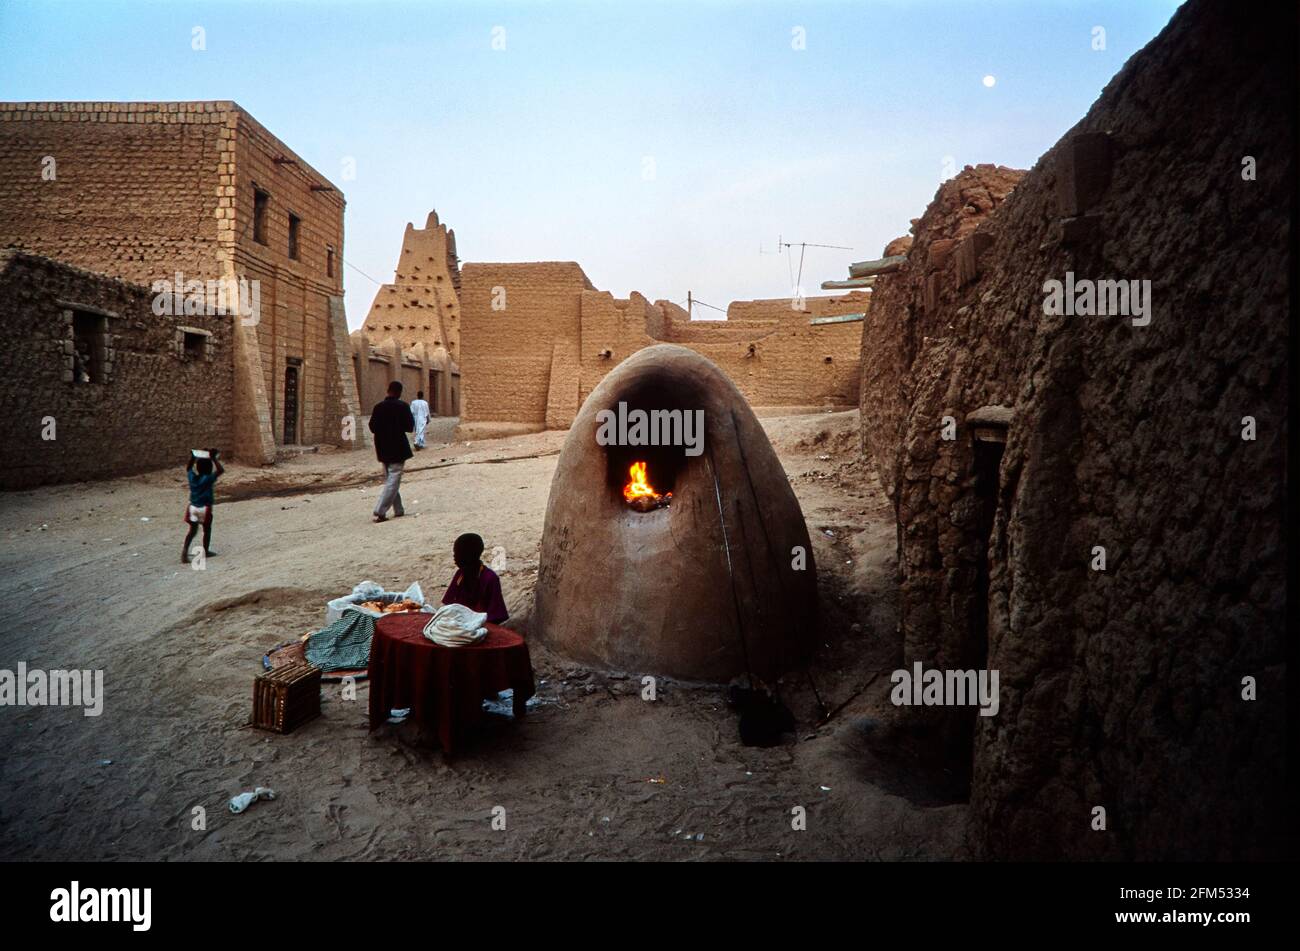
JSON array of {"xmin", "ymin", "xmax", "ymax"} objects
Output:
[{"xmin": 442, "ymin": 565, "xmax": 508, "ymax": 624}]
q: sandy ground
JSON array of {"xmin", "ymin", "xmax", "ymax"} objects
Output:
[{"xmin": 0, "ymin": 411, "xmax": 968, "ymax": 860}]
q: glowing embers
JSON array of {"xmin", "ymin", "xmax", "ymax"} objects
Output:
[{"xmin": 622, "ymin": 461, "xmax": 672, "ymax": 512}]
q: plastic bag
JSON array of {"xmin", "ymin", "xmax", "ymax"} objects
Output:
[{"xmin": 324, "ymin": 580, "xmax": 429, "ymax": 624}]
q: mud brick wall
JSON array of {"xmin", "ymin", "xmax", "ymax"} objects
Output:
[
  {"xmin": 325, "ymin": 295, "xmax": 366, "ymax": 450},
  {"xmin": 857, "ymin": 0, "xmax": 1288, "ymax": 860},
  {"xmin": 233, "ymin": 110, "xmax": 347, "ymax": 448},
  {"xmin": 856, "ymin": 163, "xmax": 1024, "ymax": 776},
  {"xmin": 858, "ymin": 165, "xmax": 1024, "ymax": 500},
  {"xmin": 358, "ymin": 355, "xmax": 395, "ymax": 412},
  {"xmin": 351, "ymin": 211, "xmax": 462, "ymax": 422},
  {"xmin": 572, "ymin": 291, "xmax": 662, "ymax": 412},
  {"xmin": 360, "ymin": 210, "xmax": 461, "ymax": 360},
  {"xmin": 0, "ymin": 101, "xmax": 356, "ymax": 463},
  {"xmin": 459, "ymin": 261, "xmax": 592, "ymax": 430},
  {"xmin": 715, "ymin": 295, "xmax": 865, "ymax": 409},
  {"xmin": 459, "ymin": 256, "xmax": 865, "ymax": 432},
  {"xmin": 572, "ymin": 291, "xmax": 865, "ymax": 413},
  {"xmin": 350, "ymin": 331, "xmax": 455, "ymax": 426},
  {"xmin": 0, "ymin": 251, "xmax": 233, "ymax": 489},
  {"xmin": 0, "ymin": 102, "xmax": 225, "ymax": 284}
]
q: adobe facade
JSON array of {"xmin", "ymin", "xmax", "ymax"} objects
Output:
[
  {"xmin": 0, "ymin": 100, "xmax": 364, "ymax": 482},
  {"xmin": 457, "ymin": 260, "xmax": 866, "ymax": 437},
  {"xmin": 0, "ymin": 250, "xmax": 233, "ymax": 489},
  {"xmin": 853, "ymin": 0, "xmax": 1287, "ymax": 860},
  {"xmin": 351, "ymin": 210, "xmax": 461, "ymax": 417}
]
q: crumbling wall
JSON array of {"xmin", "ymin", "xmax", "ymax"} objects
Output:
[
  {"xmin": 858, "ymin": 0, "xmax": 1288, "ymax": 859},
  {"xmin": 858, "ymin": 165, "xmax": 1024, "ymax": 500},
  {"xmin": 0, "ymin": 251, "xmax": 234, "ymax": 489},
  {"xmin": 857, "ymin": 165, "xmax": 1025, "ymax": 772}
]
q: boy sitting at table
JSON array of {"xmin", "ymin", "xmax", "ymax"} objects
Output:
[{"xmin": 441, "ymin": 533, "xmax": 509, "ymax": 625}]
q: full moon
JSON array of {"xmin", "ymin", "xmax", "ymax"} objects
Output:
[{"xmin": 983, "ymin": 75, "xmax": 997, "ymax": 87}]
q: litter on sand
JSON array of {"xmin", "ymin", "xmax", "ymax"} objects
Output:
[{"xmin": 229, "ymin": 787, "xmax": 276, "ymax": 814}]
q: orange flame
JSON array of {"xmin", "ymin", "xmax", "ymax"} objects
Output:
[{"xmin": 623, "ymin": 461, "xmax": 662, "ymax": 503}]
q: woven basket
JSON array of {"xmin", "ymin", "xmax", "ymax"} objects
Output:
[{"xmin": 252, "ymin": 663, "xmax": 322, "ymax": 734}]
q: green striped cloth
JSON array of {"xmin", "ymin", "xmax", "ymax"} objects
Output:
[{"xmin": 304, "ymin": 609, "xmax": 377, "ymax": 671}]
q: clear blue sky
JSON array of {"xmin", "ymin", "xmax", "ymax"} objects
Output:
[{"xmin": 1, "ymin": 0, "xmax": 1182, "ymax": 327}]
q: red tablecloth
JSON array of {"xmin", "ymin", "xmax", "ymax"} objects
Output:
[{"xmin": 367, "ymin": 613, "xmax": 534, "ymax": 754}]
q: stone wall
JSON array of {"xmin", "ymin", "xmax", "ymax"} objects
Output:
[
  {"xmin": 458, "ymin": 259, "xmax": 864, "ymax": 435},
  {"xmin": 857, "ymin": 0, "xmax": 1288, "ymax": 860},
  {"xmin": 0, "ymin": 251, "xmax": 233, "ymax": 489},
  {"xmin": 0, "ymin": 101, "xmax": 359, "ymax": 469}
]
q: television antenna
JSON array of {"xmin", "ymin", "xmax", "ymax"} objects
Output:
[{"xmin": 777, "ymin": 234, "xmax": 853, "ymax": 292}]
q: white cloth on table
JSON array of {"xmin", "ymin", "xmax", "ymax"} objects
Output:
[{"xmin": 423, "ymin": 603, "xmax": 488, "ymax": 647}]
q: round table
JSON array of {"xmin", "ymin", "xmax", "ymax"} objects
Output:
[{"xmin": 367, "ymin": 613, "xmax": 535, "ymax": 754}]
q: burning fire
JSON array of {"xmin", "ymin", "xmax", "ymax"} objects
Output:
[{"xmin": 623, "ymin": 461, "xmax": 671, "ymax": 510}]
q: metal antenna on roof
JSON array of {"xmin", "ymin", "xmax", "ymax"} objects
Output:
[{"xmin": 778, "ymin": 237, "xmax": 853, "ymax": 294}]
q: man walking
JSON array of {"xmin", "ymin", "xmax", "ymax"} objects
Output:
[
  {"xmin": 410, "ymin": 389, "xmax": 431, "ymax": 450},
  {"xmin": 368, "ymin": 380, "xmax": 415, "ymax": 523}
]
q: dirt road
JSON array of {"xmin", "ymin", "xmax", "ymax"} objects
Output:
[{"xmin": 0, "ymin": 411, "xmax": 967, "ymax": 860}]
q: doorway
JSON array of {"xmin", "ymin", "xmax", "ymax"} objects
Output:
[
  {"xmin": 284, "ymin": 358, "xmax": 302, "ymax": 444},
  {"xmin": 953, "ymin": 429, "xmax": 1006, "ymax": 792},
  {"xmin": 971, "ymin": 436, "xmax": 1003, "ymax": 661},
  {"xmin": 429, "ymin": 368, "xmax": 442, "ymax": 415}
]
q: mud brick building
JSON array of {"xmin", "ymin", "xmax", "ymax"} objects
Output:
[
  {"xmin": 0, "ymin": 100, "xmax": 364, "ymax": 487},
  {"xmin": 351, "ymin": 210, "xmax": 461, "ymax": 417},
  {"xmin": 0, "ymin": 250, "xmax": 233, "ymax": 489},
  {"xmin": 457, "ymin": 259, "xmax": 866, "ymax": 437},
  {"xmin": 849, "ymin": 0, "xmax": 1287, "ymax": 860}
]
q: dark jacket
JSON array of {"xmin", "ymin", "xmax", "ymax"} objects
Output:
[{"xmin": 368, "ymin": 396, "xmax": 415, "ymax": 464}]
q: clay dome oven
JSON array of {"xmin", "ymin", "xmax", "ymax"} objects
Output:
[{"xmin": 534, "ymin": 345, "xmax": 817, "ymax": 682}]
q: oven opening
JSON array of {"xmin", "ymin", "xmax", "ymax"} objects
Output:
[{"xmin": 602, "ymin": 378, "xmax": 697, "ymax": 511}]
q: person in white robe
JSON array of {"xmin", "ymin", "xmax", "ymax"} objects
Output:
[{"xmin": 410, "ymin": 391, "xmax": 431, "ymax": 450}]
